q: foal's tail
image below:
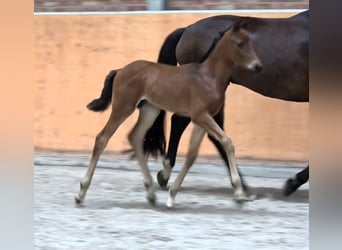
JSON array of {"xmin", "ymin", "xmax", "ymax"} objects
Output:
[
  {"xmin": 87, "ymin": 70, "xmax": 117, "ymax": 112},
  {"xmin": 142, "ymin": 28, "xmax": 186, "ymax": 158},
  {"xmin": 87, "ymin": 28, "xmax": 185, "ymax": 158}
]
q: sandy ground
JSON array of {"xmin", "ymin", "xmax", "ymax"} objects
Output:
[{"xmin": 34, "ymin": 154, "xmax": 309, "ymax": 250}]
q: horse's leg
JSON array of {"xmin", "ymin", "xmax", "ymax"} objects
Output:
[
  {"xmin": 194, "ymin": 113, "xmax": 253, "ymax": 202},
  {"xmin": 128, "ymin": 103, "xmax": 161, "ymax": 206},
  {"xmin": 167, "ymin": 125, "xmax": 205, "ymax": 208},
  {"xmin": 157, "ymin": 114, "xmax": 191, "ymax": 188},
  {"xmin": 284, "ymin": 165, "xmax": 309, "ymax": 196},
  {"xmin": 75, "ymin": 106, "xmax": 134, "ymax": 204},
  {"xmin": 208, "ymin": 106, "xmax": 250, "ymax": 192}
]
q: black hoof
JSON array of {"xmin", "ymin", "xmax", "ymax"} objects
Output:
[
  {"xmin": 157, "ymin": 170, "xmax": 169, "ymax": 188},
  {"xmin": 283, "ymin": 178, "xmax": 300, "ymax": 197}
]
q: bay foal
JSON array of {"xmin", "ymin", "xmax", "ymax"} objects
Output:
[{"xmin": 75, "ymin": 18, "xmax": 262, "ymax": 207}]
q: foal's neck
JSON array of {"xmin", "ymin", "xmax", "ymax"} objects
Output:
[{"xmin": 200, "ymin": 35, "xmax": 234, "ymax": 91}]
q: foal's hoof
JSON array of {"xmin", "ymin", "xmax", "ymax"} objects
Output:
[
  {"xmin": 166, "ymin": 191, "xmax": 176, "ymax": 208},
  {"xmin": 283, "ymin": 178, "xmax": 300, "ymax": 197},
  {"xmin": 234, "ymin": 196, "xmax": 254, "ymax": 204},
  {"xmin": 75, "ymin": 195, "xmax": 83, "ymax": 205},
  {"xmin": 147, "ymin": 194, "xmax": 157, "ymax": 207},
  {"xmin": 157, "ymin": 171, "xmax": 169, "ymax": 188},
  {"xmin": 166, "ymin": 197, "xmax": 175, "ymax": 209},
  {"xmin": 233, "ymin": 190, "xmax": 255, "ymax": 204}
]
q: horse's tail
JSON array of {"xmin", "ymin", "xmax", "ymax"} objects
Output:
[
  {"xmin": 142, "ymin": 28, "xmax": 185, "ymax": 158},
  {"xmin": 157, "ymin": 27, "xmax": 185, "ymax": 64},
  {"xmin": 87, "ymin": 69, "xmax": 117, "ymax": 112}
]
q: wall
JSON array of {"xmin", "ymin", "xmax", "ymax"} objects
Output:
[
  {"xmin": 167, "ymin": 0, "xmax": 309, "ymax": 10},
  {"xmin": 34, "ymin": 11, "xmax": 309, "ymax": 161},
  {"xmin": 34, "ymin": 0, "xmax": 309, "ymax": 12}
]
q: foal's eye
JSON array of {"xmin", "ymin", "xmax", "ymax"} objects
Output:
[{"xmin": 236, "ymin": 42, "xmax": 243, "ymax": 48}]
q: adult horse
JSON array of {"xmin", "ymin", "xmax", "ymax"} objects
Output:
[
  {"xmin": 76, "ymin": 18, "xmax": 262, "ymax": 207},
  {"xmin": 150, "ymin": 10, "xmax": 310, "ymax": 196}
]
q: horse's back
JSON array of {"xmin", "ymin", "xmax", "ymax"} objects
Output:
[
  {"xmin": 176, "ymin": 15, "xmax": 238, "ymax": 64},
  {"xmin": 176, "ymin": 11, "xmax": 309, "ymax": 101},
  {"xmin": 177, "ymin": 11, "xmax": 308, "ymax": 65}
]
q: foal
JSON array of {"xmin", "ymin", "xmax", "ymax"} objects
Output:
[{"xmin": 75, "ymin": 18, "xmax": 262, "ymax": 207}]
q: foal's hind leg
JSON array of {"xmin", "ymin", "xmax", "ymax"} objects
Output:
[
  {"xmin": 167, "ymin": 125, "xmax": 205, "ymax": 208},
  {"xmin": 194, "ymin": 113, "xmax": 253, "ymax": 203},
  {"xmin": 128, "ymin": 103, "xmax": 161, "ymax": 206},
  {"xmin": 157, "ymin": 114, "xmax": 191, "ymax": 188},
  {"xmin": 75, "ymin": 107, "xmax": 134, "ymax": 205}
]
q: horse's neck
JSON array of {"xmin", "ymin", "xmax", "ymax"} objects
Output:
[{"xmin": 201, "ymin": 40, "xmax": 233, "ymax": 91}]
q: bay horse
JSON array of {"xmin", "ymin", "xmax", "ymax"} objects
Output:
[
  {"xmin": 151, "ymin": 10, "xmax": 309, "ymax": 196},
  {"xmin": 75, "ymin": 18, "xmax": 262, "ymax": 207}
]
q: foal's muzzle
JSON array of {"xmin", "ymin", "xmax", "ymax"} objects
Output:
[{"xmin": 250, "ymin": 63, "xmax": 263, "ymax": 74}]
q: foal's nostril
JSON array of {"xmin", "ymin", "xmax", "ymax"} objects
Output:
[
  {"xmin": 253, "ymin": 63, "xmax": 263, "ymax": 73},
  {"xmin": 251, "ymin": 63, "xmax": 262, "ymax": 73}
]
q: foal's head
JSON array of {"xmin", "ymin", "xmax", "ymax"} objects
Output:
[{"xmin": 225, "ymin": 17, "xmax": 263, "ymax": 74}]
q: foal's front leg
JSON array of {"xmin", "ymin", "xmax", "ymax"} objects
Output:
[{"xmin": 195, "ymin": 113, "xmax": 253, "ymax": 203}]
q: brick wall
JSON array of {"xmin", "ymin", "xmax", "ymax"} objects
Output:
[
  {"xmin": 34, "ymin": 12, "xmax": 309, "ymax": 161},
  {"xmin": 34, "ymin": 0, "xmax": 149, "ymax": 12},
  {"xmin": 34, "ymin": 0, "xmax": 309, "ymax": 12},
  {"xmin": 168, "ymin": 0, "xmax": 309, "ymax": 10}
]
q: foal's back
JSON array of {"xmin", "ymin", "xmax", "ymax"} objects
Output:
[{"xmin": 114, "ymin": 60, "xmax": 219, "ymax": 117}]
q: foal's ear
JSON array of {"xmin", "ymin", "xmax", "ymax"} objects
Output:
[{"xmin": 233, "ymin": 17, "xmax": 249, "ymax": 32}]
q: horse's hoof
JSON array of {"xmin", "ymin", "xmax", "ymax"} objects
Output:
[
  {"xmin": 157, "ymin": 170, "xmax": 169, "ymax": 188},
  {"xmin": 283, "ymin": 178, "xmax": 299, "ymax": 197}
]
